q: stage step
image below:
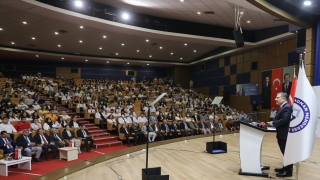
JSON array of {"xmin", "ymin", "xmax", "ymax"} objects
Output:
[
  {"xmin": 94, "ymin": 141, "xmax": 122, "ymax": 149},
  {"xmin": 91, "ymin": 132, "xmax": 110, "ymax": 137}
]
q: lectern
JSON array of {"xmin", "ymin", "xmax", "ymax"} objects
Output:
[{"xmin": 238, "ymin": 121, "xmax": 275, "ymax": 177}]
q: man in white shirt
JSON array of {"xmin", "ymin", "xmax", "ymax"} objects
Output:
[
  {"xmin": 59, "ymin": 111, "xmax": 71, "ymax": 120},
  {"xmin": 0, "ymin": 118, "xmax": 17, "ymax": 138},
  {"xmin": 126, "ymin": 114, "xmax": 137, "ymax": 123},
  {"xmin": 26, "ymin": 106, "xmax": 35, "ymax": 116},
  {"xmin": 137, "ymin": 113, "xmax": 148, "ymax": 123},
  {"xmin": 32, "ymin": 103, "xmax": 41, "ymax": 110}
]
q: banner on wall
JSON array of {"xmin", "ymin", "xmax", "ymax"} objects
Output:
[
  {"xmin": 271, "ymin": 68, "xmax": 283, "ymax": 109},
  {"xmin": 261, "ymin": 70, "xmax": 272, "ymax": 109},
  {"xmin": 236, "ymin": 83, "xmax": 258, "ymax": 96}
]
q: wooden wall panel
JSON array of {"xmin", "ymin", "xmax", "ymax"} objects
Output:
[
  {"xmin": 258, "ymin": 82, "xmax": 262, "ymax": 94},
  {"xmin": 305, "ymin": 52, "xmax": 316, "ymax": 65},
  {"xmin": 219, "ymin": 58, "xmax": 224, "ymax": 67},
  {"xmin": 305, "ymin": 64, "xmax": 315, "ymax": 77},
  {"xmin": 243, "ymin": 52, "xmax": 251, "ymax": 62},
  {"xmin": 268, "ymin": 44, "xmax": 277, "ymax": 56},
  {"xmin": 250, "ymin": 71, "xmax": 259, "ymax": 83},
  {"xmin": 287, "ymin": 38, "xmax": 297, "ymax": 52},
  {"xmin": 56, "ymin": 67, "xmax": 81, "ymax": 79},
  {"xmin": 237, "ymin": 54, "xmax": 244, "ymax": 63},
  {"xmin": 267, "ymin": 56, "xmax": 277, "ymax": 69},
  {"xmin": 243, "ymin": 61, "xmax": 251, "ymax": 73},
  {"xmin": 278, "ymin": 41, "xmax": 288, "ymax": 54},
  {"xmin": 258, "ymin": 58, "xmax": 267, "ymax": 71},
  {"xmin": 251, "ymin": 50, "xmax": 258, "ymax": 60},
  {"xmin": 258, "ymin": 47, "xmax": 268, "ymax": 59},
  {"xmin": 231, "ymin": 56, "xmax": 237, "ymax": 65},
  {"xmin": 237, "ymin": 63, "xmax": 243, "ymax": 74},
  {"xmin": 242, "ymin": 96, "xmax": 251, "ymax": 105},
  {"xmin": 276, "ymin": 54, "xmax": 287, "ymax": 68},
  {"xmin": 230, "ymin": 75, "xmax": 236, "ymax": 85},
  {"xmin": 224, "ymin": 66, "xmax": 230, "ymax": 76},
  {"xmin": 194, "ymin": 87, "xmax": 209, "ymax": 95}
]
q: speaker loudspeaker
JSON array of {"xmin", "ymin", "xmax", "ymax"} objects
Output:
[{"xmin": 233, "ymin": 30, "xmax": 244, "ymax": 48}]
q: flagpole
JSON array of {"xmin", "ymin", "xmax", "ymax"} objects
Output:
[{"xmin": 295, "ymin": 162, "xmax": 299, "ymax": 180}]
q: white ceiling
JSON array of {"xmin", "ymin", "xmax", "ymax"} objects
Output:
[{"xmin": 96, "ymin": 0, "xmax": 288, "ymax": 30}]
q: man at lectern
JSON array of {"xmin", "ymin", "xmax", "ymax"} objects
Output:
[{"xmin": 267, "ymin": 92, "xmax": 293, "ymax": 177}]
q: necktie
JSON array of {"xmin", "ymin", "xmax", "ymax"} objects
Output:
[
  {"xmin": 41, "ymin": 135, "xmax": 48, "ymax": 145},
  {"xmin": 5, "ymin": 138, "xmax": 13, "ymax": 149},
  {"xmin": 55, "ymin": 134, "xmax": 62, "ymax": 141},
  {"xmin": 25, "ymin": 136, "xmax": 30, "ymax": 144},
  {"xmin": 125, "ymin": 128, "xmax": 129, "ymax": 134},
  {"xmin": 131, "ymin": 117, "xmax": 133, "ymax": 122},
  {"xmin": 202, "ymin": 123, "xmax": 205, "ymax": 128},
  {"xmin": 165, "ymin": 124, "xmax": 169, "ymax": 131},
  {"xmin": 155, "ymin": 125, "xmax": 158, "ymax": 131},
  {"xmin": 82, "ymin": 130, "xmax": 87, "ymax": 137},
  {"xmin": 174, "ymin": 124, "xmax": 177, "ymax": 130},
  {"xmin": 184, "ymin": 123, "xmax": 188, "ymax": 130}
]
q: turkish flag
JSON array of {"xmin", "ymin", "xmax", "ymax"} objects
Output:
[
  {"xmin": 271, "ymin": 68, "xmax": 283, "ymax": 109},
  {"xmin": 288, "ymin": 77, "xmax": 297, "ymax": 105}
]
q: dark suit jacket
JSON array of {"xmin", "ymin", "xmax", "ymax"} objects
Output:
[
  {"xmin": 282, "ymin": 82, "xmax": 292, "ymax": 95},
  {"xmin": 198, "ymin": 122, "xmax": 208, "ymax": 128},
  {"xmin": 120, "ymin": 127, "xmax": 132, "ymax": 135},
  {"xmin": 179, "ymin": 122, "xmax": 191, "ymax": 130},
  {"xmin": 188, "ymin": 121, "xmax": 199, "ymax": 129},
  {"xmin": 191, "ymin": 115, "xmax": 200, "ymax": 121},
  {"xmin": 16, "ymin": 134, "xmax": 35, "ymax": 149},
  {"xmin": 77, "ymin": 129, "xmax": 91, "ymax": 138},
  {"xmin": 161, "ymin": 123, "xmax": 171, "ymax": 131},
  {"xmin": 50, "ymin": 133, "xmax": 64, "ymax": 143},
  {"xmin": 0, "ymin": 137, "xmax": 16, "ymax": 153},
  {"xmin": 170, "ymin": 123, "xmax": 180, "ymax": 131},
  {"xmin": 273, "ymin": 102, "xmax": 293, "ymax": 140},
  {"xmin": 34, "ymin": 133, "xmax": 52, "ymax": 145},
  {"xmin": 69, "ymin": 121, "xmax": 82, "ymax": 128},
  {"xmin": 262, "ymin": 83, "xmax": 272, "ymax": 99},
  {"xmin": 62, "ymin": 130, "xmax": 76, "ymax": 140},
  {"xmin": 151, "ymin": 124, "xmax": 162, "ymax": 132}
]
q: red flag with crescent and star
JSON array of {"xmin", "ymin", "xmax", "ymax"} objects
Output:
[{"xmin": 271, "ymin": 68, "xmax": 283, "ymax": 109}]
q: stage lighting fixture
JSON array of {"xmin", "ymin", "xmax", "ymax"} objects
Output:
[
  {"xmin": 122, "ymin": 13, "xmax": 129, "ymax": 20},
  {"xmin": 75, "ymin": 0, "xmax": 83, "ymax": 7},
  {"xmin": 303, "ymin": 1, "xmax": 311, "ymax": 6}
]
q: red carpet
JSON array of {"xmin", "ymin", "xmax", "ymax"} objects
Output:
[{"xmin": 2, "ymin": 145, "xmax": 128, "ymax": 180}]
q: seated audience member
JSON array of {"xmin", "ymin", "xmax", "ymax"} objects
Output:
[
  {"xmin": 26, "ymin": 106, "xmax": 35, "ymax": 116},
  {"xmin": 170, "ymin": 120, "xmax": 181, "ymax": 138},
  {"xmin": 226, "ymin": 119, "xmax": 234, "ymax": 131},
  {"xmin": 69, "ymin": 116, "xmax": 82, "ymax": 128},
  {"xmin": 175, "ymin": 113, "xmax": 183, "ymax": 121},
  {"xmin": 59, "ymin": 111, "xmax": 71, "ymax": 120},
  {"xmin": 141, "ymin": 122, "xmax": 157, "ymax": 142},
  {"xmin": 14, "ymin": 117, "xmax": 31, "ymax": 132},
  {"xmin": 192, "ymin": 112, "xmax": 200, "ymax": 122},
  {"xmin": 106, "ymin": 114, "xmax": 117, "ymax": 131},
  {"xmin": 166, "ymin": 113, "xmax": 174, "ymax": 121},
  {"xmin": 57, "ymin": 116, "xmax": 68, "ymax": 128},
  {"xmin": 32, "ymin": 102, "xmax": 41, "ymax": 111},
  {"xmin": 0, "ymin": 117, "xmax": 17, "ymax": 137},
  {"xmin": 39, "ymin": 106, "xmax": 49, "ymax": 114},
  {"xmin": 62, "ymin": 126, "xmax": 81, "ymax": 153},
  {"xmin": 200, "ymin": 112, "xmax": 209, "ymax": 120},
  {"xmin": 157, "ymin": 112, "xmax": 165, "ymax": 122},
  {"xmin": 32, "ymin": 111, "xmax": 43, "ymax": 121},
  {"xmin": 188, "ymin": 118, "xmax": 200, "ymax": 135},
  {"xmin": 127, "ymin": 113, "xmax": 137, "ymax": 123},
  {"xmin": 77, "ymin": 100, "xmax": 87, "ymax": 113},
  {"xmin": 120, "ymin": 123, "xmax": 138, "ymax": 147},
  {"xmin": 138, "ymin": 113, "xmax": 148, "ymax": 123},
  {"xmin": 207, "ymin": 119, "xmax": 215, "ymax": 133},
  {"xmin": 149, "ymin": 112, "xmax": 157, "ymax": 123},
  {"xmin": 239, "ymin": 111, "xmax": 247, "ymax": 120},
  {"xmin": 43, "ymin": 118, "xmax": 54, "ymax": 130},
  {"xmin": 20, "ymin": 111, "xmax": 33, "ymax": 121},
  {"xmin": 225, "ymin": 112, "xmax": 233, "ymax": 120},
  {"xmin": 34, "ymin": 128, "xmax": 58, "ymax": 161},
  {"xmin": 18, "ymin": 100, "xmax": 29, "ymax": 110},
  {"xmin": 16, "ymin": 129, "xmax": 42, "ymax": 162},
  {"xmin": 87, "ymin": 105, "xmax": 95, "ymax": 117},
  {"xmin": 198, "ymin": 119, "xmax": 211, "ymax": 134},
  {"xmin": 0, "ymin": 130, "xmax": 16, "ymax": 154},
  {"xmin": 152, "ymin": 121, "xmax": 164, "ymax": 141},
  {"xmin": 7, "ymin": 111, "xmax": 19, "ymax": 122},
  {"xmin": 118, "ymin": 113, "xmax": 128, "ymax": 124},
  {"xmin": 30, "ymin": 118, "xmax": 42, "ymax": 131},
  {"xmin": 95, "ymin": 109, "xmax": 107, "ymax": 129},
  {"xmin": 45, "ymin": 109, "xmax": 58, "ymax": 121},
  {"xmin": 217, "ymin": 119, "xmax": 225, "ymax": 131},
  {"xmin": 185, "ymin": 114, "xmax": 192, "ymax": 122},
  {"xmin": 161, "ymin": 120, "xmax": 172, "ymax": 139},
  {"xmin": 233, "ymin": 118, "xmax": 240, "ymax": 130},
  {"xmin": 77, "ymin": 125, "xmax": 94, "ymax": 152},
  {"xmin": 130, "ymin": 122, "xmax": 144, "ymax": 144},
  {"xmin": 180, "ymin": 118, "xmax": 194, "ymax": 137},
  {"xmin": 50, "ymin": 129, "xmax": 68, "ymax": 148}
]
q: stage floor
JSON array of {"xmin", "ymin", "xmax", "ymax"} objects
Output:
[{"xmin": 59, "ymin": 133, "xmax": 320, "ymax": 180}]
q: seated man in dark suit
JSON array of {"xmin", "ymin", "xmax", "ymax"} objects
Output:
[
  {"xmin": 170, "ymin": 120, "xmax": 180, "ymax": 138},
  {"xmin": 161, "ymin": 120, "xmax": 172, "ymax": 139},
  {"xmin": 34, "ymin": 128, "xmax": 58, "ymax": 161},
  {"xmin": 180, "ymin": 118, "xmax": 194, "ymax": 137},
  {"xmin": 151, "ymin": 121, "xmax": 164, "ymax": 141},
  {"xmin": 0, "ymin": 130, "xmax": 16, "ymax": 154},
  {"xmin": 120, "ymin": 123, "xmax": 138, "ymax": 147},
  {"xmin": 50, "ymin": 129, "xmax": 68, "ymax": 148},
  {"xmin": 198, "ymin": 119, "xmax": 211, "ymax": 134},
  {"xmin": 16, "ymin": 129, "xmax": 42, "ymax": 162},
  {"xmin": 77, "ymin": 125, "xmax": 94, "ymax": 152},
  {"xmin": 188, "ymin": 119, "xmax": 201, "ymax": 135},
  {"xmin": 69, "ymin": 116, "xmax": 82, "ymax": 128}
]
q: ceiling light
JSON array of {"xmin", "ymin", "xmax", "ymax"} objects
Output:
[
  {"xmin": 137, "ymin": 50, "xmax": 139, "ymax": 52},
  {"xmin": 240, "ymin": 12, "xmax": 244, "ymax": 15},
  {"xmin": 80, "ymin": 26, "xmax": 83, "ymax": 29},
  {"xmin": 184, "ymin": 43, "xmax": 187, "ymax": 46},
  {"xmin": 32, "ymin": 37, "xmax": 35, "ymax": 40},
  {"xmin": 36, "ymin": 55, "xmax": 39, "ymax": 57},
  {"xmin": 116, "ymin": 53, "xmax": 118, "ymax": 55},
  {"xmin": 180, "ymin": 58, "xmax": 183, "ymax": 60},
  {"xmin": 180, "ymin": 0, "xmax": 184, "ymax": 2},
  {"xmin": 171, "ymin": 53, "xmax": 173, "ymax": 55},
  {"xmin": 147, "ymin": 64, "xmax": 149, "ymax": 65},
  {"xmin": 75, "ymin": 0, "xmax": 83, "ymax": 7},
  {"xmin": 99, "ymin": 47, "xmax": 102, "ymax": 49},
  {"xmin": 58, "ymin": 45, "xmax": 61, "ymax": 47},
  {"xmin": 22, "ymin": 21, "xmax": 27, "ymax": 24},
  {"xmin": 79, "ymin": 40, "xmax": 82, "ymax": 43},
  {"xmin": 0, "ymin": 28, "xmax": 3, "ymax": 31},
  {"xmin": 61, "ymin": 57, "xmax": 64, "ymax": 59},
  {"xmin": 197, "ymin": 12, "xmax": 201, "ymax": 15},
  {"xmin": 146, "ymin": 39, "xmax": 149, "ymax": 42},
  {"xmin": 149, "ymin": 55, "xmax": 152, "ymax": 57},
  {"xmin": 121, "ymin": 44, "xmax": 124, "ymax": 46},
  {"xmin": 127, "ymin": 63, "xmax": 129, "ymax": 64},
  {"xmin": 159, "ymin": 47, "xmax": 162, "ymax": 49},
  {"xmin": 304, "ymin": 1, "xmax": 311, "ymax": 6},
  {"xmin": 55, "ymin": 32, "xmax": 59, "ymax": 35},
  {"xmin": 122, "ymin": 13, "xmax": 130, "ymax": 20},
  {"xmin": 11, "ymin": 42, "xmax": 15, "ymax": 44},
  {"xmin": 103, "ymin": 35, "xmax": 107, "ymax": 38},
  {"xmin": 85, "ymin": 59, "xmax": 88, "ymax": 62},
  {"xmin": 106, "ymin": 61, "xmax": 109, "ymax": 63},
  {"xmin": 247, "ymin": 20, "xmax": 251, "ymax": 23},
  {"xmin": 194, "ymin": 50, "xmax": 197, "ymax": 52}
]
